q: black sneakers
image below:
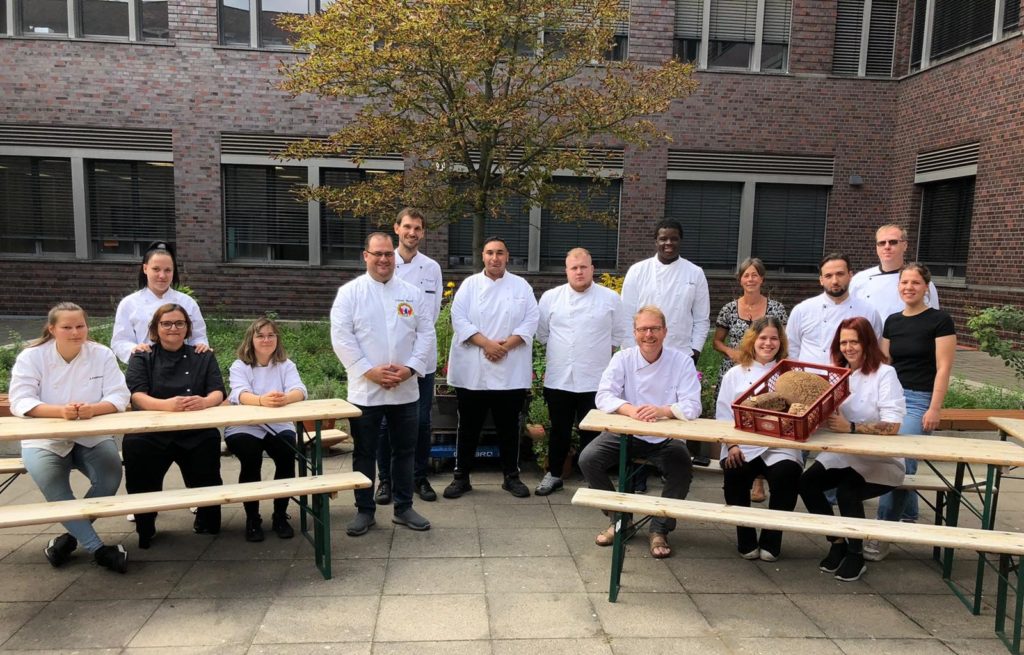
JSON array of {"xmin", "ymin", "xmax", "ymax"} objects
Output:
[
  {"xmin": 93, "ymin": 544, "xmax": 128, "ymax": 574},
  {"xmin": 819, "ymin": 540, "xmax": 847, "ymax": 573},
  {"xmin": 245, "ymin": 516, "xmax": 265, "ymax": 542},
  {"xmin": 443, "ymin": 477, "xmax": 473, "ymax": 499},
  {"xmin": 415, "ymin": 478, "xmax": 438, "ymax": 502},
  {"xmin": 272, "ymin": 512, "xmax": 295, "ymax": 539},
  {"xmin": 834, "ymin": 552, "xmax": 867, "ymax": 582},
  {"xmin": 44, "ymin": 533, "xmax": 78, "ymax": 568},
  {"xmin": 502, "ymin": 475, "xmax": 531, "ymax": 498},
  {"xmin": 375, "ymin": 481, "xmax": 393, "ymax": 505}
]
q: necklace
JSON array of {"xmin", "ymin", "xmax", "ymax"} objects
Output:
[{"xmin": 738, "ymin": 295, "xmax": 765, "ymax": 321}]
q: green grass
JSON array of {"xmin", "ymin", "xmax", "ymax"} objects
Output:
[{"xmin": 943, "ymin": 377, "xmax": 1024, "ymax": 409}]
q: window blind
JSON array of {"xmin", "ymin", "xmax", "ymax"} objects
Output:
[
  {"xmin": 865, "ymin": 0, "xmax": 897, "ymax": 76},
  {"xmin": 762, "ymin": 0, "xmax": 791, "ymax": 43},
  {"xmin": 832, "ymin": 0, "xmax": 865, "ymax": 74},
  {"xmin": 675, "ymin": 0, "xmax": 703, "ymax": 38},
  {"xmin": 910, "ymin": 0, "xmax": 926, "ymax": 68},
  {"xmin": 664, "ymin": 180, "xmax": 741, "ymax": 270},
  {"xmin": 0, "ymin": 156, "xmax": 75, "ymax": 255},
  {"xmin": 447, "ymin": 192, "xmax": 531, "ymax": 268},
  {"xmin": 709, "ymin": 0, "xmax": 757, "ymax": 42},
  {"xmin": 539, "ymin": 178, "xmax": 620, "ymax": 269},
  {"xmin": 320, "ymin": 168, "xmax": 376, "ymax": 263},
  {"xmin": 223, "ymin": 165, "xmax": 308, "ymax": 262},
  {"xmin": 919, "ymin": 177, "xmax": 974, "ymax": 278},
  {"xmin": 88, "ymin": 160, "xmax": 175, "ymax": 257},
  {"xmin": 751, "ymin": 184, "xmax": 828, "ymax": 274},
  {"xmin": 931, "ymin": 0, "xmax": 995, "ymax": 60}
]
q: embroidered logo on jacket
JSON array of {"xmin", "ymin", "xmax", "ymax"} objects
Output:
[{"xmin": 397, "ymin": 302, "xmax": 414, "ymax": 317}]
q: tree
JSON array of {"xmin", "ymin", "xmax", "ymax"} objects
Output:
[{"xmin": 280, "ymin": 0, "xmax": 697, "ymax": 269}]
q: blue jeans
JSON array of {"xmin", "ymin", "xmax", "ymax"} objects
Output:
[
  {"xmin": 876, "ymin": 388, "xmax": 931, "ymax": 522},
  {"xmin": 22, "ymin": 440, "xmax": 122, "ymax": 553},
  {"xmin": 377, "ymin": 373, "xmax": 434, "ymax": 482},
  {"xmin": 350, "ymin": 400, "xmax": 419, "ymax": 514}
]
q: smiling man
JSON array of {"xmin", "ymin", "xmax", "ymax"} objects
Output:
[{"xmin": 850, "ymin": 224, "xmax": 939, "ymax": 322}]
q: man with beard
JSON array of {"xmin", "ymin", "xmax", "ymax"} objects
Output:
[{"xmin": 786, "ymin": 253, "xmax": 883, "ymax": 366}]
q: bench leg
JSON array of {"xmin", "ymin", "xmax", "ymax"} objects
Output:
[
  {"xmin": 973, "ymin": 463, "xmax": 1002, "ymax": 614},
  {"xmin": 294, "ymin": 419, "xmax": 332, "ymax": 580},
  {"xmin": 608, "ymin": 434, "xmax": 631, "ymax": 603},
  {"xmin": 942, "ymin": 462, "xmax": 967, "ymax": 581},
  {"xmin": 932, "ymin": 489, "xmax": 945, "ymax": 563}
]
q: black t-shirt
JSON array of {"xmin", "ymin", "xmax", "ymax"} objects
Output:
[{"xmin": 882, "ymin": 308, "xmax": 956, "ymax": 392}]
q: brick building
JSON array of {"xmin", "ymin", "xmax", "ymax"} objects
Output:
[{"xmin": 0, "ymin": 1, "xmax": 1021, "ymax": 337}]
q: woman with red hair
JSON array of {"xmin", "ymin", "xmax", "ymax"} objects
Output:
[{"xmin": 799, "ymin": 316, "xmax": 906, "ymax": 582}]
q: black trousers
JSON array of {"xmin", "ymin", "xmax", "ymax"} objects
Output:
[
  {"xmin": 225, "ymin": 430, "xmax": 296, "ymax": 518},
  {"xmin": 722, "ymin": 456, "xmax": 802, "ymax": 556},
  {"xmin": 454, "ymin": 388, "xmax": 526, "ymax": 477},
  {"xmin": 123, "ymin": 430, "xmax": 223, "ymax": 536},
  {"xmin": 799, "ymin": 461, "xmax": 894, "ymax": 553},
  {"xmin": 543, "ymin": 387, "xmax": 598, "ymax": 476}
]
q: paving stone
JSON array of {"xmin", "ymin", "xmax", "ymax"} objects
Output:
[
  {"xmin": 574, "ymin": 551, "xmax": 684, "ymax": 594},
  {"xmin": 389, "ymin": 527, "xmax": 480, "ymax": 558},
  {"xmin": 832, "ymin": 638, "xmax": 957, "ymax": 654},
  {"xmin": 125, "ymin": 647, "xmax": 248, "ymax": 655},
  {"xmin": 754, "ymin": 558, "xmax": 875, "ymax": 595},
  {"xmin": 198, "ymin": 530, "xmax": 306, "ymax": 560},
  {"xmin": 588, "ymin": 592, "xmax": 714, "ymax": 637},
  {"xmin": 487, "ymin": 592, "xmax": 602, "ymax": 639},
  {"xmin": 330, "ymin": 526, "xmax": 395, "ymax": 559},
  {"xmin": 249, "ymin": 644, "xmax": 368, "ymax": 655},
  {"xmin": 550, "ymin": 504, "xmax": 610, "ymax": 529},
  {"xmin": 483, "ymin": 556, "xmax": 586, "ymax": 593},
  {"xmin": 57, "ymin": 560, "xmax": 192, "ymax": 600},
  {"xmin": 374, "ymin": 641, "xmax": 492, "ymax": 655},
  {"xmin": 692, "ymin": 593, "xmax": 825, "ymax": 638},
  {"xmin": 0, "ymin": 563, "xmax": 84, "ymax": 601},
  {"xmin": 862, "ymin": 558, "xmax": 956, "ymax": 595},
  {"xmin": 122, "ymin": 529, "xmax": 216, "ymax": 562},
  {"xmin": 941, "ymin": 638, "xmax": 1013, "ymax": 654},
  {"xmin": 474, "ymin": 503, "xmax": 559, "ymax": 527},
  {"xmin": 4, "ymin": 599, "xmax": 160, "ymax": 649},
  {"xmin": 789, "ymin": 593, "xmax": 931, "ymax": 639},
  {"xmin": 608, "ymin": 636, "xmax": 731, "ymax": 654},
  {"xmin": 666, "ymin": 556, "xmax": 781, "ymax": 594},
  {"xmin": 383, "ymin": 556, "xmax": 484, "ymax": 594},
  {"xmin": 0, "ymin": 601, "xmax": 45, "ymax": 645},
  {"xmin": 279, "ymin": 558, "xmax": 387, "ymax": 596},
  {"xmin": 493, "ymin": 637, "xmax": 613, "ymax": 654},
  {"xmin": 169, "ymin": 559, "xmax": 291, "ymax": 598},
  {"xmin": 479, "ymin": 528, "xmax": 570, "ymax": 557},
  {"xmin": 129, "ymin": 598, "xmax": 271, "ymax": 647},
  {"xmin": 886, "ymin": 593, "xmax": 1001, "ymax": 639},
  {"xmin": 0, "ymin": 533, "xmax": 34, "ymax": 560},
  {"xmin": 254, "ymin": 595, "xmax": 378, "ymax": 644},
  {"xmin": 376, "ymin": 594, "xmax": 488, "ymax": 642},
  {"xmin": 721, "ymin": 636, "xmax": 846, "ymax": 654},
  {"xmin": 418, "ymin": 504, "xmax": 479, "ymax": 529}
]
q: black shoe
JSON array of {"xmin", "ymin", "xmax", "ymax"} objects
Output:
[
  {"xmin": 415, "ymin": 478, "xmax": 438, "ymax": 502},
  {"xmin": 44, "ymin": 533, "xmax": 77, "ymax": 568},
  {"xmin": 392, "ymin": 508, "xmax": 431, "ymax": 531},
  {"xmin": 245, "ymin": 516, "xmax": 264, "ymax": 543},
  {"xmin": 272, "ymin": 512, "xmax": 294, "ymax": 539},
  {"xmin": 346, "ymin": 512, "xmax": 376, "ymax": 537},
  {"xmin": 375, "ymin": 481, "xmax": 393, "ymax": 505},
  {"xmin": 193, "ymin": 516, "xmax": 220, "ymax": 536},
  {"xmin": 834, "ymin": 552, "xmax": 867, "ymax": 581},
  {"xmin": 819, "ymin": 540, "xmax": 847, "ymax": 573},
  {"xmin": 502, "ymin": 475, "xmax": 530, "ymax": 498},
  {"xmin": 93, "ymin": 544, "xmax": 128, "ymax": 574},
  {"xmin": 443, "ymin": 477, "xmax": 472, "ymax": 499},
  {"xmin": 137, "ymin": 526, "xmax": 155, "ymax": 550}
]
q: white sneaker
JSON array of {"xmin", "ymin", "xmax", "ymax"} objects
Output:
[
  {"xmin": 759, "ymin": 549, "xmax": 779, "ymax": 562},
  {"xmin": 740, "ymin": 548, "xmax": 760, "ymax": 560},
  {"xmin": 863, "ymin": 540, "xmax": 890, "ymax": 561}
]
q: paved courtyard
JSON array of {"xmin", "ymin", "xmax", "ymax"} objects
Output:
[{"xmin": 1, "ymin": 433, "xmax": 1021, "ymax": 655}]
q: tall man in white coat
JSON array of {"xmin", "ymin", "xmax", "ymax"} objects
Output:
[
  {"xmin": 850, "ymin": 224, "xmax": 939, "ymax": 322},
  {"xmin": 331, "ymin": 232, "xmax": 436, "ymax": 536}
]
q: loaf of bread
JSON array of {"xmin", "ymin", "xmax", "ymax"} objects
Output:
[
  {"xmin": 775, "ymin": 371, "xmax": 830, "ymax": 407},
  {"xmin": 741, "ymin": 392, "xmax": 789, "ymax": 412}
]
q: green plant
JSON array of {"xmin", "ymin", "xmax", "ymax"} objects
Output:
[
  {"xmin": 944, "ymin": 378, "xmax": 1024, "ymax": 409},
  {"xmin": 435, "ymin": 296, "xmax": 454, "ymax": 378},
  {"xmin": 968, "ymin": 305, "xmax": 1024, "ymax": 381}
]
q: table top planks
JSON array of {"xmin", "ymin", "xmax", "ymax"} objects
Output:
[
  {"xmin": 579, "ymin": 410, "xmax": 1024, "ymax": 467},
  {"xmin": 991, "ymin": 416, "xmax": 1024, "ymax": 445},
  {"xmin": 0, "ymin": 398, "xmax": 361, "ymax": 442}
]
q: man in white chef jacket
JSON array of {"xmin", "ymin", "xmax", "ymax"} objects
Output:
[
  {"xmin": 374, "ymin": 208, "xmax": 444, "ymax": 507},
  {"xmin": 787, "ymin": 253, "xmax": 883, "ymax": 366},
  {"xmin": 331, "ymin": 232, "xmax": 436, "ymax": 536},
  {"xmin": 579, "ymin": 305, "xmax": 701, "ymax": 559},
  {"xmin": 534, "ymin": 247, "xmax": 628, "ymax": 496},
  {"xmin": 441, "ymin": 236, "xmax": 539, "ymax": 500},
  {"xmin": 850, "ymin": 224, "xmax": 939, "ymax": 322}
]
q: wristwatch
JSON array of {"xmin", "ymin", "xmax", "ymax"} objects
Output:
[{"xmin": 849, "ymin": 422, "xmax": 857, "ymax": 433}]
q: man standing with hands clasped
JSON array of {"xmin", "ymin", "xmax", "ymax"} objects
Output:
[{"xmin": 331, "ymin": 232, "xmax": 435, "ymax": 536}]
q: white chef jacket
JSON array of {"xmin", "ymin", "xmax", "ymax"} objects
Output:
[
  {"xmin": 595, "ymin": 346, "xmax": 702, "ymax": 444},
  {"xmin": 226, "ymin": 358, "xmax": 308, "ymax": 439},
  {"xmin": 715, "ymin": 360, "xmax": 803, "ymax": 467},
  {"xmin": 786, "ymin": 293, "xmax": 883, "ymax": 366},
  {"xmin": 111, "ymin": 287, "xmax": 208, "ymax": 364},
  {"xmin": 851, "ymin": 265, "xmax": 940, "ymax": 324},
  {"xmin": 815, "ymin": 364, "xmax": 907, "ymax": 487},
  {"xmin": 330, "ymin": 273, "xmax": 435, "ymax": 406},
  {"xmin": 395, "ymin": 249, "xmax": 443, "ymax": 376},
  {"xmin": 620, "ymin": 256, "xmax": 710, "ymax": 354},
  {"xmin": 537, "ymin": 282, "xmax": 629, "ymax": 393},
  {"xmin": 9, "ymin": 340, "xmax": 130, "ymax": 456},
  {"xmin": 447, "ymin": 270, "xmax": 539, "ymax": 391}
]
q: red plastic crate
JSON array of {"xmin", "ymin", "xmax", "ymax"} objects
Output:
[{"xmin": 731, "ymin": 359, "xmax": 852, "ymax": 442}]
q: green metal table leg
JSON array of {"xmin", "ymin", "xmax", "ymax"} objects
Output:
[
  {"xmin": 608, "ymin": 434, "xmax": 630, "ymax": 603},
  {"xmin": 996, "ymin": 554, "xmax": 1010, "ymax": 644},
  {"xmin": 313, "ymin": 490, "xmax": 333, "ymax": 580},
  {"xmin": 973, "ymin": 463, "xmax": 1000, "ymax": 614},
  {"xmin": 1014, "ymin": 560, "xmax": 1024, "ymax": 655},
  {"xmin": 942, "ymin": 462, "xmax": 966, "ymax": 581}
]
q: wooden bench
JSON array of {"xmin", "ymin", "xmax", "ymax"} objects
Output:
[
  {"xmin": 939, "ymin": 409, "xmax": 1024, "ymax": 432},
  {"xmin": 304, "ymin": 428, "xmax": 350, "ymax": 448},
  {"xmin": 0, "ymin": 457, "xmax": 26, "ymax": 496},
  {"xmin": 573, "ymin": 487, "xmax": 1024, "ymax": 654}
]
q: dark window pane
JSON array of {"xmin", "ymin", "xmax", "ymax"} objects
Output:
[
  {"xmin": 260, "ymin": 0, "xmax": 305, "ymax": 47},
  {"xmin": 88, "ymin": 160, "xmax": 175, "ymax": 257},
  {"xmin": 19, "ymin": 0, "xmax": 68, "ymax": 35},
  {"xmin": 80, "ymin": 0, "xmax": 129, "ymax": 38},
  {"xmin": 447, "ymin": 193, "xmax": 531, "ymax": 269},
  {"xmin": 1004, "ymin": 0, "xmax": 1020, "ymax": 32},
  {"xmin": 540, "ymin": 178, "xmax": 620, "ymax": 269},
  {"xmin": 918, "ymin": 177, "xmax": 974, "ymax": 278},
  {"xmin": 931, "ymin": 0, "xmax": 995, "ymax": 61},
  {"xmin": 760, "ymin": 42, "xmax": 787, "ymax": 70},
  {"xmin": 708, "ymin": 40, "xmax": 752, "ymax": 67},
  {"xmin": 319, "ymin": 168, "xmax": 378, "ymax": 263},
  {"xmin": 0, "ymin": 156, "xmax": 75, "ymax": 255},
  {"xmin": 604, "ymin": 34, "xmax": 628, "ymax": 61},
  {"xmin": 751, "ymin": 184, "xmax": 828, "ymax": 274},
  {"xmin": 664, "ymin": 180, "xmax": 741, "ymax": 270},
  {"xmin": 910, "ymin": 0, "xmax": 926, "ymax": 69},
  {"xmin": 673, "ymin": 38, "xmax": 700, "ymax": 62},
  {"xmin": 865, "ymin": 0, "xmax": 898, "ymax": 76},
  {"xmin": 1, "ymin": 0, "xmax": 7, "ymax": 34},
  {"xmin": 141, "ymin": 0, "xmax": 169, "ymax": 39},
  {"xmin": 833, "ymin": 0, "xmax": 864, "ymax": 75},
  {"xmin": 220, "ymin": 0, "xmax": 250, "ymax": 45},
  {"xmin": 223, "ymin": 165, "xmax": 308, "ymax": 262}
]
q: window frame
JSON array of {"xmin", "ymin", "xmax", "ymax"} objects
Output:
[
  {"xmin": 832, "ymin": 0, "xmax": 899, "ymax": 78},
  {"xmin": 911, "ymin": 0, "xmax": 1020, "ymax": 72},
  {"xmin": 218, "ymin": 0, "xmax": 319, "ymax": 49},
  {"xmin": 7, "ymin": 0, "xmax": 169, "ymax": 41},
  {"xmin": 915, "ymin": 175, "xmax": 975, "ymax": 281},
  {"xmin": 673, "ymin": 0, "xmax": 793, "ymax": 73}
]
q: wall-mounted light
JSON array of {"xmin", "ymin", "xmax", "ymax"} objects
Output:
[{"xmin": 849, "ymin": 175, "xmax": 864, "ymax": 186}]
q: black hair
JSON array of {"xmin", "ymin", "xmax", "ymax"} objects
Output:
[
  {"xmin": 653, "ymin": 219, "xmax": 684, "ymax": 239},
  {"xmin": 818, "ymin": 252, "xmax": 851, "ymax": 275},
  {"xmin": 138, "ymin": 241, "xmax": 181, "ymax": 289}
]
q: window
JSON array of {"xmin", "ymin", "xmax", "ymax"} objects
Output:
[
  {"xmin": 18, "ymin": 0, "xmax": 68, "ymax": 35},
  {"xmin": 319, "ymin": 168, "xmax": 381, "ymax": 263},
  {"xmin": 219, "ymin": 0, "xmax": 311, "ymax": 48},
  {"xmin": 81, "ymin": 0, "xmax": 130, "ymax": 38},
  {"xmin": 88, "ymin": 160, "xmax": 175, "ymax": 257},
  {"xmin": 223, "ymin": 165, "xmax": 309, "ymax": 262},
  {"xmin": 911, "ymin": 0, "xmax": 1020, "ymax": 71},
  {"xmin": 542, "ymin": 0, "xmax": 630, "ymax": 62},
  {"xmin": 918, "ymin": 177, "xmax": 974, "ymax": 278},
  {"xmin": 1, "ymin": 0, "xmax": 7, "ymax": 34},
  {"xmin": 0, "ymin": 156, "xmax": 75, "ymax": 256},
  {"xmin": 664, "ymin": 180, "xmax": 741, "ymax": 270},
  {"xmin": 539, "ymin": 178, "xmax": 620, "ymax": 269},
  {"xmin": 447, "ymin": 193, "xmax": 531, "ymax": 268},
  {"xmin": 674, "ymin": 0, "xmax": 791, "ymax": 72},
  {"xmin": 832, "ymin": 0, "xmax": 897, "ymax": 76},
  {"xmin": 751, "ymin": 184, "xmax": 828, "ymax": 274},
  {"xmin": 141, "ymin": 1, "xmax": 169, "ymax": 39},
  {"xmin": 13, "ymin": 0, "xmax": 168, "ymax": 40}
]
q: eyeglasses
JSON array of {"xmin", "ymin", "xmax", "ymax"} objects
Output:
[
  {"xmin": 254, "ymin": 333, "xmax": 278, "ymax": 340},
  {"xmin": 876, "ymin": 239, "xmax": 904, "ymax": 247},
  {"xmin": 159, "ymin": 320, "xmax": 187, "ymax": 330},
  {"xmin": 634, "ymin": 326, "xmax": 664, "ymax": 334},
  {"xmin": 365, "ymin": 250, "xmax": 395, "ymax": 259}
]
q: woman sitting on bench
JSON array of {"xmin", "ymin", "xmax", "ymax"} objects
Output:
[
  {"xmin": 226, "ymin": 317, "xmax": 307, "ymax": 542},
  {"xmin": 9, "ymin": 302, "xmax": 131, "ymax": 573},
  {"xmin": 799, "ymin": 316, "xmax": 906, "ymax": 582},
  {"xmin": 716, "ymin": 316, "xmax": 803, "ymax": 562},
  {"xmin": 124, "ymin": 303, "xmax": 226, "ymax": 548}
]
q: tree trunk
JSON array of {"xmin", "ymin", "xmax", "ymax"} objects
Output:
[{"xmin": 471, "ymin": 204, "xmax": 486, "ymax": 271}]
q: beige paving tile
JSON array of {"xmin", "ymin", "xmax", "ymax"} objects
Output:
[
  {"xmin": 691, "ymin": 593, "xmax": 825, "ymax": 638},
  {"xmin": 479, "ymin": 528, "xmax": 570, "ymax": 557},
  {"xmin": 123, "ymin": 529, "xmax": 216, "ymax": 562},
  {"xmin": 887, "ymin": 593, "xmax": 1001, "ymax": 639},
  {"xmin": 0, "ymin": 601, "xmax": 45, "ymax": 645},
  {"xmin": 198, "ymin": 531, "xmax": 306, "ymax": 560},
  {"xmin": 129, "ymin": 598, "xmax": 271, "ymax": 647},
  {"xmin": 940, "ymin": 638, "xmax": 1013, "ymax": 655},
  {"xmin": 832, "ymin": 638, "xmax": 957, "ymax": 654},
  {"xmin": 487, "ymin": 592, "xmax": 601, "ymax": 639},
  {"xmin": 493, "ymin": 637, "xmax": 613, "ymax": 654},
  {"xmin": 608, "ymin": 637, "xmax": 731, "ymax": 654},
  {"xmin": 474, "ymin": 503, "xmax": 558, "ymax": 528},
  {"xmin": 574, "ymin": 551, "xmax": 684, "ymax": 594},
  {"xmin": 0, "ymin": 533, "xmax": 34, "ymax": 560},
  {"xmin": 125, "ymin": 647, "xmax": 249, "ymax": 655},
  {"xmin": 254, "ymin": 595, "xmax": 378, "ymax": 644},
  {"xmin": 0, "ymin": 563, "xmax": 85, "ymax": 601},
  {"xmin": 389, "ymin": 527, "xmax": 480, "ymax": 558},
  {"xmin": 57, "ymin": 560, "xmax": 191, "ymax": 600},
  {"xmin": 375, "ymin": 594, "xmax": 488, "ymax": 641},
  {"xmin": 330, "ymin": 526, "xmax": 395, "ymax": 559},
  {"xmin": 418, "ymin": 504, "xmax": 479, "ymax": 529},
  {"xmin": 279, "ymin": 558, "xmax": 387, "ymax": 596},
  {"xmin": 862, "ymin": 558, "xmax": 957, "ymax": 595},
  {"xmin": 550, "ymin": 504, "xmax": 611, "ymax": 529},
  {"xmin": 666, "ymin": 556, "xmax": 781, "ymax": 594},
  {"xmin": 722, "ymin": 637, "xmax": 846, "ymax": 654},
  {"xmin": 482, "ymin": 556, "xmax": 585, "ymax": 593},
  {"xmin": 383, "ymin": 557, "xmax": 485, "ymax": 594},
  {"xmin": 168, "ymin": 559, "xmax": 291, "ymax": 598},
  {"xmin": 4, "ymin": 599, "xmax": 160, "ymax": 649},
  {"xmin": 789, "ymin": 593, "xmax": 931, "ymax": 639},
  {"xmin": 754, "ymin": 558, "xmax": 876, "ymax": 595},
  {"xmin": 249, "ymin": 644, "xmax": 368, "ymax": 655},
  {"xmin": 374, "ymin": 641, "xmax": 492, "ymax": 655},
  {"xmin": 588, "ymin": 592, "xmax": 714, "ymax": 637}
]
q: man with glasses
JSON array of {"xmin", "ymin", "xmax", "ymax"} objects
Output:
[
  {"xmin": 578, "ymin": 306, "xmax": 701, "ymax": 559},
  {"xmin": 373, "ymin": 208, "xmax": 443, "ymax": 506},
  {"xmin": 851, "ymin": 224, "xmax": 939, "ymax": 321},
  {"xmin": 331, "ymin": 232, "xmax": 435, "ymax": 536}
]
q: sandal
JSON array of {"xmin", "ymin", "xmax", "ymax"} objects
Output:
[
  {"xmin": 649, "ymin": 532, "xmax": 672, "ymax": 559},
  {"xmin": 595, "ymin": 524, "xmax": 617, "ymax": 547}
]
